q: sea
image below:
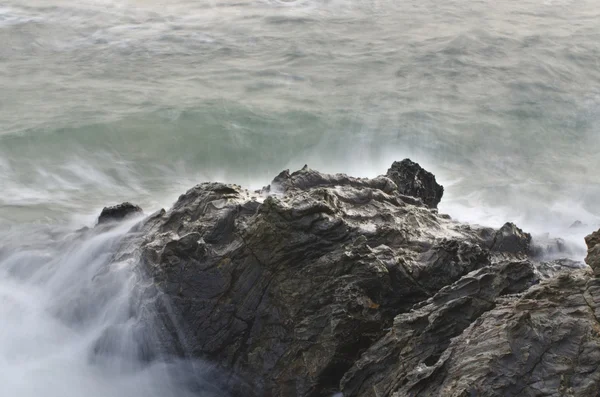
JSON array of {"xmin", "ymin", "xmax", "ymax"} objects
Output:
[{"xmin": 1, "ymin": 1, "xmax": 599, "ymax": 396}]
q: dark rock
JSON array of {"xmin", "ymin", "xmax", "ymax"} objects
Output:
[
  {"xmin": 585, "ymin": 229, "xmax": 600, "ymax": 276},
  {"xmin": 97, "ymin": 202, "xmax": 143, "ymax": 224},
  {"xmin": 393, "ymin": 271, "xmax": 600, "ymax": 397},
  {"xmin": 385, "ymin": 159, "xmax": 444, "ymax": 208},
  {"xmin": 341, "ymin": 229, "xmax": 600, "ymax": 397},
  {"xmin": 340, "ymin": 260, "xmax": 538, "ymax": 397},
  {"xmin": 490, "ymin": 222, "xmax": 531, "ymax": 255},
  {"xmin": 269, "ymin": 165, "xmax": 398, "ymax": 197},
  {"xmin": 136, "ymin": 180, "xmax": 469, "ymax": 397},
  {"xmin": 102, "ymin": 161, "xmax": 592, "ymax": 397}
]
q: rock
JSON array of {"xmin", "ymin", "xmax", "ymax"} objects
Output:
[
  {"xmin": 340, "ymin": 260, "xmax": 539, "ymax": 397},
  {"xmin": 570, "ymin": 220, "xmax": 586, "ymax": 229},
  {"xmin": 268, "ymin": 166, "xmax": 398, "ymax": 197},
  {"xmin": 490, "ymin": 222, "xmax": 531, "ymax": 255},
  {"xmin": 97, "ymin": 202, "xmax": 143, "ymax": 225},
  {"xmin": 390, "ymin": 271, "xmax": 600, "ymax": 397},
  {"xmin": 101, "ymin": 161, "xmax": 589, "ymax": 397},
  {"xmin": 535, "ymin": 258, "xmax": 587, "ymax": 279},
  {"xmin": 385, "ymin": 159, "xmax": 444, "ymax": 208},
  {"xmin": 134, "ymin": 179, "xmax": 492, "ymax": 397},
  {"xmin": 585, "ymin": 229, "xmax": 600, "ymax": 276},
  {"xmin": 341, "ymin": 229, "xmax": 600, "ymax": 397}
]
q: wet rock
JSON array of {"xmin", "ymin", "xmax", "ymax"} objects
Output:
[
  {"xmin": 392, "ymin": 271, "xmax": 600, "ymax": 397},
  {"xmin": 340, "ymin": 260, "xmax": 539, "ymax": 397},
  {"xmin": 103, "ymin": 161, "xmax": 589, "ymax": 397},
  {"xmin": 490, "ymin": 222, "xmax": 531, "ymax": 255},
  {"xmin": 341, "ymin": 229, "xmax": 600, "ymax": 397},
  {"xmin": 268, "ymin": 165, "xmax": 398, "ymax": 197},
  {"xmin": 585, "ymin": 229, "xmax": 600, "ymax": 276},
  {"xmin": 385, "ymin": 159, "xmax": 444, "ymax": 208},
  {"xmin": 97, "ymin": 202, "xmax": 143, "ymax": 224},
  {"xmin": 138, "ymin": 180, "xmax": 464, "ymax": 397}
]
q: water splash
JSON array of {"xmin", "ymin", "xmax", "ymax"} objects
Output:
[{"xmin": 0, "ymin": 219, "xmax": 226, "ymax": 397}]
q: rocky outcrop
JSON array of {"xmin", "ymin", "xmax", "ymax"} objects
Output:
[
  {"xmin": 97, "ymin": 202, "xmax": 143, "ymax": 224},
  {"xmin": 103, "ymin": 159, "xmax": 596, "ymax": 397},
  {"xmin": 129, "ymin": 167, "xmax": 494, "ymax": 397},
  {"xmin": 490, "ymin": 222, "xmax": 532, "ymax": 255}
]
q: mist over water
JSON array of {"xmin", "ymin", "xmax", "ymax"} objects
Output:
[{"xmin": 1, "ymin": 0, "xmax": 600, "ymax": 395}]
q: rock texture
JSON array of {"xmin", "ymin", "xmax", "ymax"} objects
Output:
[
  {"xmin": 340, "ymin": 260, "xmax": 538, "ymax": 397},
  {"xmin": 103, "ymin": 159, "xmax": 597, "ymax": 397}
]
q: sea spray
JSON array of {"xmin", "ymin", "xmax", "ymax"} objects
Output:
[{"xmin": 0, "ymin": 218, "xmax": 226, "ymax": 397}]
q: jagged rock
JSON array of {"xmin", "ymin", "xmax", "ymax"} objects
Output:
[
  {"xmin": 340, "ymin": 260, "xmax": 539, "ymax": 397},
  {"xmin": 385, "ymin": 159, "xmax": 444, "ymax": 208},
  {"xmin": 134, "ymin": 179, "xmax": 493, "ymax": 396},
  {"xmin": 389, "ymin": 271, "xmax": 600, "ymax": 396},
  {"xmin": 341, "ymin": 229, "xmax": 600, "ymax": 397},
  {"xmin": 268, "ymin": 165, "xmax": 398, "ymax": 197},
  {"xmin": 585, "ymin": 229, "xmax": 600, "ymax": 276},
  {"xmin": 97, "ymin": 202, "xmax": 143, "ymax": 224},
  {"xmin": 490, "ymin": 222, "xmax": 531, "ymax": 255},
  {"xmin": 102, "ymin": 161, "xmax": 590, "ymax": 397}
]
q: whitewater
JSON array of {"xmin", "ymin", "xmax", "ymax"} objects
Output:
[{"xmin": 1, "ymin": 0, "xmax": 599, "ymax": 395}]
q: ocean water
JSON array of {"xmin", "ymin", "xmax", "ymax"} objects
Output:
[{"xmin": 1, "ymin": 0, "xmax": 599, "ymax": 395}]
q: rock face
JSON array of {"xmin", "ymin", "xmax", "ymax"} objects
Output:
[
  {"xmin": 104, "ymin": 159, "xmax": 598, "ymax": 397},
  {"xmin": 97, "ymin": 202, "xmax": 143, "ymax": 224}
]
